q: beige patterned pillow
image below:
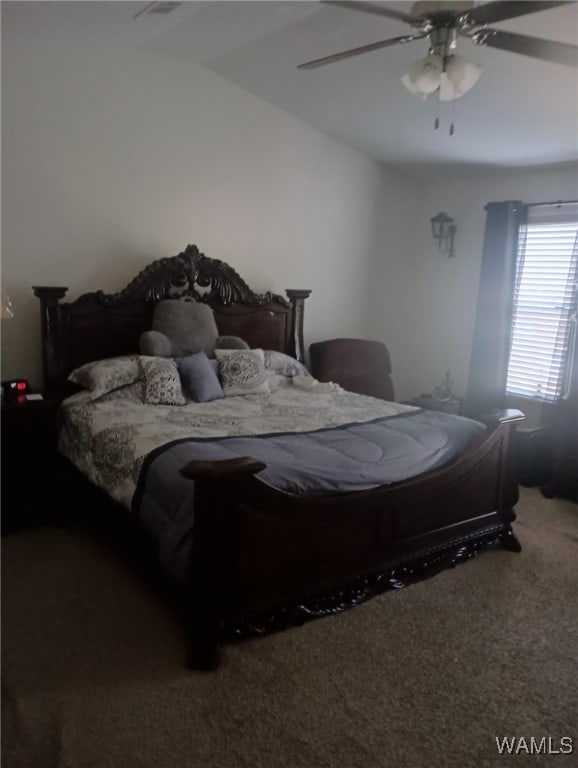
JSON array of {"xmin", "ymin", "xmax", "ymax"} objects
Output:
[
  {"xmin": 215, "ymin": 349, "xmax": 270, "ymax": 397},
  {"xmin": 68, "ymin": 356, "xmax": 141, "ymax": 399},
  {"xmin": 138, "ymin": 356, "xmax": 186, "ymax": 406}
]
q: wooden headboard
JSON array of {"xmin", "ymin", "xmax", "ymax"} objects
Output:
[{"xmin": 33, "ymin": 244, "xmax": 311, "ymax": 397}]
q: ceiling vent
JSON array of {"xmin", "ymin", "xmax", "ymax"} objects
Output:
[{"xmin": 133, "ymin": 2, "xmax": 182, "ymax": 19}]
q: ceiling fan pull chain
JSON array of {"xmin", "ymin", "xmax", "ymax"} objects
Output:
[
  {"xmin": 434, "ymin": 91, "xmax": 440, "ymax": 130},
  {"xmin": 449, "ymin": 98, "xmax": 456, "ymax": 136}
]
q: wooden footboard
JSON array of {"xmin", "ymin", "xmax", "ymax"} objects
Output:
[{"xmin": 180, "ymin": 409, "xmax": 524, "ymax": 669}]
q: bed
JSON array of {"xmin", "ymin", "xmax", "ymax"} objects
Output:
[{"xmin": 34, "ymin": 244, "xmax": 524, "ymax": 669}]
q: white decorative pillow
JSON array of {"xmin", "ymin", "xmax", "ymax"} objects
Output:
[
  {"xmin": 263, "ymin": 350, "xmax": 311, "ymax": 391},
  {"xmin": 263, "ymin": 350, "xmax": 309, "ymax": 377},
  {"xmin": 215, "ymin": 349, "xmax": 270, "ymax": 397},
  {"xmin": 68, "ymin": 356, "xmax": 141, "ymax": 399},
  {"xmin": 138, "ymin": 356, "xmax": 186, "ymax": 406}
]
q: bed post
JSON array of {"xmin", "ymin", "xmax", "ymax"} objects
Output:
[
  {"xmin": 32, "ymin": 285, "xmax": 68, "ymax": 396},
  {"xmin": 180, "ymin": 456, "xmax": 267, "ymax": 670},
  {"xmin": 479, "ymin": 408, "xmax": 525, "ymax": 552},
  {"xmin": 286, "ymin": 289, "xmax": 311, "ymax": 364}
]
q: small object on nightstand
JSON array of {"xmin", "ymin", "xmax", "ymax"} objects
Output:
[
  {"xmin": 407, "ymin": 393, "xmax": 463, "ymax": 415},
  {"xmin": 1, "ymin": 378, "xmax": 30, "ymax": 399},
  {"xmin": 432, "ymin": 369, "xmax": 455, "ymax": 401},
  {"xmin": 406, "ymin": 370, "xmax": 462, "ymax": 414}
]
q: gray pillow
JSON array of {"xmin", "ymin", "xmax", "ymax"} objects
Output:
[
  {"xmin": 177, "ymin": 351, "xmax": 224, "ymax": 403},
  {"xmin": 215, "ymin": 336, "xmax": 250, "ymax": 351},
  {"xmin": 151, "ymin": 299, "xmax": 219, "ymax": 357},
  {"xmin": 139, "ymin": 330, "xmax": 172, "ymax": 357}
]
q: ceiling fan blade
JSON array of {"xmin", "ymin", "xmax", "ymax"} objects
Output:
[
  {"xmin": 469, "ymin": 28, "xmax": 578, "ymax": 67},
  {"xmin": 297, "ymin": 33, "xmax": 425, "ymax": 70},
  {"xmin": 462, "ymin": 1, "xmax": 574, "ymax": 27},
  {"xmin": 321, "ymin": 1, "xmax": 424, "ymax": 26}
]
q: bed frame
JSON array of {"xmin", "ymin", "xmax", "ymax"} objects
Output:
[{"xmin": 34, "ymin": 245, "xmax": 524, "ymax": 670}]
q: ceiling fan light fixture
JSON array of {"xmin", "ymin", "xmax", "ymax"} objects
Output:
[
  {"xmin": 402, "ymin": 51, "xmax": 481, "ymax": 101},
  {"xmin": 401, "ymin": 73, "xmax": 428, "ymax": 99},
  {"xmin": 439, "ymin": 54, "xmax": 482, "ymax": 101},
  {"xmin": 404, "ymin": 53, "xmax": 443, "ymax": 95}
]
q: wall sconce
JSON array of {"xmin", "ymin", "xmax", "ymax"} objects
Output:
[{"xmin": 430, "ymin": 212, "xmax": 456, "ymax": 258}]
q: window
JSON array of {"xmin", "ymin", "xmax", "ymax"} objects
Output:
[{"xmin": 506, "ymin": 203, "xmax": 578, "ymax": 402}]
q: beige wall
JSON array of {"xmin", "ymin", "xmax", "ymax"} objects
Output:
[
  {"xmin": 370, "ymin": 165, "xmax": 578, "ymax": 402},
  {"xmin": 3, "ymin": 6, "xmax": 576, "ymax": 405},
  {"xmin": 2, "ymin": 28, "xmax": 414, "ymax": 387}
]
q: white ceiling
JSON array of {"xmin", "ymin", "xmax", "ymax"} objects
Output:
[{"xmin": 5, "ymin": 1, "xmax": 578, "ymax": 180}]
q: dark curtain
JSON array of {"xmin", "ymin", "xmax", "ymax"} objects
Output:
[
  {"xmin": 547, "ymin": 222, "xmax": 578, "ymax": 401},
  {"xmin": 465, "ymin": 201, "xmax": 526, "ymax": 417}
]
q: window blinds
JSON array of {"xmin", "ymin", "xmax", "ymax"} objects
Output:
[{"xmin": 506, "ymin": 203, "xmax": 578, "ymax": 402}]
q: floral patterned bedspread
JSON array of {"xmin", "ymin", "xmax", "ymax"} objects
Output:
[{"xmin": 58, "ymin": 379, "xmax": 419, "ymax": 510}]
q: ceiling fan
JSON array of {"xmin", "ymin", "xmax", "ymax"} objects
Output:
[{"xmin": 297, "ymin": 1, "xmax": 578, "ymax": 102}]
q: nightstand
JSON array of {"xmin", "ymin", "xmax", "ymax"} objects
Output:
[
  {"xmin": 1, "ymin": 393, "xmax": 61, "ymax": 533},
  {"xmin": 406, "ymin": 394, "xmax": 463, "ymax": 415}
]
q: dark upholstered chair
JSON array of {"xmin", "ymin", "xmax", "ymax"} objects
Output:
[{"xmin": 309, "ymin": 338, "xmax": 394, "ymax": 401}]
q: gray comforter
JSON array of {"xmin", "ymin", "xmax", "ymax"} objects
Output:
[{"xmin": 134, "ymin": 409, "xmax": 485, "ymax": 582}]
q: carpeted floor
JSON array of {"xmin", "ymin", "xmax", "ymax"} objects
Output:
[{"xmin": 2, "ymin": 486, "xmax": 577, "ymax": 768}]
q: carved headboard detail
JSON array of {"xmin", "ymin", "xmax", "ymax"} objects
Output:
[{"xmin": 33, "ymin": 244, "xmax": 311, "ymax": 397}]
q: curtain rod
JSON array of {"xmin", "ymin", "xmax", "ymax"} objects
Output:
[{"xmin": 528, "ymin": 200, "xmax": 578, "ymax": 208}]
